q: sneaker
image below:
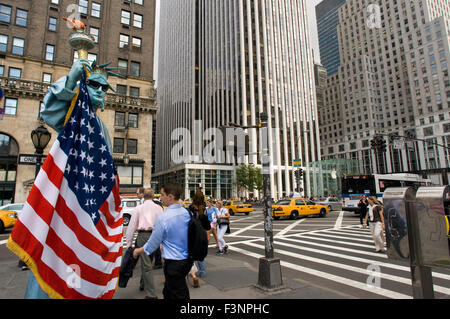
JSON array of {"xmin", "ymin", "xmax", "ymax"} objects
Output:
[
  {"xmin": 216, "ymin": 250, "xmax": 224, "ymax": 256},
  {"xmin": 224, "ymin": 245, "xmax": 229, "ymax": 254}
]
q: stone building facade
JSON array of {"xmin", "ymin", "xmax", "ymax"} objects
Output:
[{"xmin": 0, "ymin": 0, "xmax": 157, "ymax": 204}]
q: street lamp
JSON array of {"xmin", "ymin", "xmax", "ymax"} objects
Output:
[
  {"xmin": 30, "ymin": 122, "xmax": 51, "ymax": 177},
  {"xmin": 256, "ymin": 112, "xmax": 283, "ymax": 291}
]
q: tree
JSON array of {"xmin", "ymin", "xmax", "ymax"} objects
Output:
[{"xmin": 235, "ymin": 163, "xmax": 263, "ymax": 198}]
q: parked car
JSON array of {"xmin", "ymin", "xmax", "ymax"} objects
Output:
[
  {"xmin": 224, "ymin": 200, "xmax": 254, "ymax": 215},
  {"xmin": 0, "ymin": 209, "xmax": 18, "ymax": 233},
  {"xmin": 121, "ymin": 198, "xmax": 141, "ymax": 226},
  {"xmin": 315, "ymin": 197, "xmax": 342, "ymax": 211},
  {"xmin": 271, "ymin": 198, "xmax": 329, "ymax": 220}
]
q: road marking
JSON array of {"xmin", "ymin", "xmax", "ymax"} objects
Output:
[
  {"xmin": 274, "ymin": 218, "xmax": 306, "ymax": 238},
  {"xmin": 0, "ymin": 239, "xmax": 7, "ymax": 246},
  {"xmin": 334, "ymin": 211, "xmax": 345, "ymax": 229},
  {"xmin": 229, "ymin": 245, "xmax": 411, "ymax": 299},
  {"xmin": 228, "ymin": 221, "xmax": 264, "ymax": 237},
  {"xmin": 279, "ymin": 236, "xmax": 450, "ymax": 282}
]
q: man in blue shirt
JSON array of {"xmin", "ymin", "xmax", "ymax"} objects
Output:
[{"xmin": 133, "ymin": 183, "xmax": 193, "ymax": 299}]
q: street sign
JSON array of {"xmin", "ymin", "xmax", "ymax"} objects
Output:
[
  {"xmin": 18, "ymin": 154, "xmax": 46, "ymax": 165},
  {"xmin": 293, "ymin": 159, "xmax": 302, "ymax": 167}
]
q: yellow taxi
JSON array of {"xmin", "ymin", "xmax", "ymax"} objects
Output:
[
  {"xmin": 0, "ymin": 209, "xmax": 18, "ymax": 233},
  {"xmin": 271, "ymin": 198, "xmax": 329, "ymax": 220},
  {"xmin": 183, "ymin": 200, "xmax": 192, "ymax": 209},
  {"xmin": 224, "ymin": 200, "xmax": 254, "ymax": 216}
]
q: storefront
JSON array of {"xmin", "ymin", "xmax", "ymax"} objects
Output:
[{"xmin": 0, "ymin": 133, "xmax": 18, "ymax": 205}]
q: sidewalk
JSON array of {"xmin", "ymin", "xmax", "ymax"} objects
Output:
[{"xmin": 114, "ymin": 247, "xmax": 352, "ymax": 299}]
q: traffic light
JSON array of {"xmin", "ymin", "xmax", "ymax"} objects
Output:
[
  {"xmin": 295, "ymin": 168, "xmax": 303, "ymax": 179},
  {"xmin": 371, "ymin": 135, "xmax": 387, "ymax": 153}
]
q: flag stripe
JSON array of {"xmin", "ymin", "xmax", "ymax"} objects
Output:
[
  {"xmin": 52, "ymin": 197, "xmax": 122, "ymax": 262},
  {"xmin": 10, "ymin": 221, "xmax": 87, "ymax": 299}
]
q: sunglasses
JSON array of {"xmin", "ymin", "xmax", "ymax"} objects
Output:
[{"xmin": 87, "ymin": 80, "xmax": 109, "ymax": 92}]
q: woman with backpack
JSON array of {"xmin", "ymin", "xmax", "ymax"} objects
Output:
[
  {"xmin": 187, "ymin": 190, "xmax": 210, "ymax": 287},
  {"xmin": 215, "ymin": 201, "xmax": 230, "ymax": 256},
  {"xmin": 363, "ymin": 196, "xmax": 386, "ymax": 253}
]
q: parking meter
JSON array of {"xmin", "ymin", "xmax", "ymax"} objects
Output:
[
  {"xmin": 415, "ymin": 186, "xmax": 450, "ymax": 268},
  {"xmin": 383, "ymin": 187, "xmax": 416, "ymax": 261}
]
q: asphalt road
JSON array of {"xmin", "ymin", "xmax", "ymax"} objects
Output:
[{"xmin": 2, "ymin": 209, "xmax": 450, "ymax": 299}]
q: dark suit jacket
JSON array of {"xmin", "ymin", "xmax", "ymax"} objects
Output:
[{"xmin": 119, "ymin": 247, "xmax": 139, "ymax": 288}]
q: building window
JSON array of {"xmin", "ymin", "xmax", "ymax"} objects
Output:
[
  {"xmin": 89, "ymin": 26, "xmax": 99, "ymax": 43},
  {"xmin": 48, "ymin": 17, "xmax": 57, "ymax": 31},
  {"xmin": 130, "ymin": 61, "xmax": 140, "ymax": 77},
  {"xmin": 423, "ymin": 127, "xmax": 434, "ymax": 136},
  {"xmin": 0, "ymin": 34, "xmax": 7, "ymax": 52},
  {"xmin": 0, "ymin": 5, "xmax": 12, "ymax": 23},
  {"xmin": 133, "ymin": 13, "xmax": 143, "ymax": 28},
  {"xmin": 129, "ymin": 86, "xmax": 140, "ymax": 97},
  {"xmin": 121, "ymin": 10, "xmax": 131, "ymax": 25},
  {"xmin": 113, "ymin": 138, "xmax": 124, "ymax": 153},
  {"xmin": 51, "ymin": 0, "xmax": 60, "ymax": 4},
  {"xmin": 134, "ymin": 0, "xmax": 143, "ymax": 5},
  {"xmin": 42, "ymin": 73, "xmax": 52, "ymax": 83},
  {"xmin": 8, "ymin": 67, "xmax": 21, "ymax": 78},
  {"xmin": 78, "ymin": 0, "xmax": 88, "ymax": 15},
  {"xmin": 91, "ymin": 2, "xmax": 101, "ymax": 18},
  {"xmin": 0, "ymin": 66, "xmax": 4, "ymax": 76},
  {"xmin": 4, "ymin": 98, "xmax": 17, "ymax": 116},
  {"xmin": 117, "ymin": 165, "xmax": 142, "ymax": 185},
  {"xmin": 128, "ymin": 113, "xmax": 138, "ymax": 128},
  {"xmin": 12, "ymin": 37, "xmax": 24, "ymax": 55},
  {"xmin": 115, "ymin": 111, "xmax": 125, "ymax": 126},
  {"xmin": 116, "ymin": 84, "xmax": 127, "ymax": 95},
  {"xmin": 45, "ymin": 44, "xmax": 55, "ymax": 61},
  {"xmin": 127, "ymin": 139, "xmax": 137, "ymax": 154},
  {"xmin": 119, "ymin": 34, "xmax": 129, "ymax": 48},
  {"xmin": 118, "ymin": 59, "xmax": 128, "ymax": 75},
  {"xmin": 132, "ymin": 37, "xmax": 141, "ymax": 48},
  {"xmin": 15, "ymin": 9, "xmax": 28, "ymax": 27}
]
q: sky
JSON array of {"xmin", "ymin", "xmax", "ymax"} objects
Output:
[
  {"xmin": 308, "ymin": 0, "xmax": 324, "ymax": 64},
  {"xmin": 153, "ymin": 0, "xmax": 324, "ymax": 83}
]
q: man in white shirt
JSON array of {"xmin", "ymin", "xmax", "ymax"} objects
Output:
[{"xmin": 126, "ymin": 188, "xmax": 163, "ymax": 298}]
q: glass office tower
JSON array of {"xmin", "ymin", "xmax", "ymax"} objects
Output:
[{"xmin": 154, "ymin": 0, "xmax": 320, "ymax": 200}]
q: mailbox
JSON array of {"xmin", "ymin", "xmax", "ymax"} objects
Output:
[
  {"xmin": 383, "ymin": 187, "xmax": 416, "ymax": 262},
  {"xmin": 415, "ymin": 186, "xmax": 450, "ymax": 268}
]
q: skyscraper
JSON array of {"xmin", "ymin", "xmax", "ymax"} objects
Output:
[
  {"xmin": 318, "ymin": 0, "xmax": 450, "ymax": 185},
  {"xmin": 154, "ymin": 0, "xmax": 320, "ymax": 200},
  {"xmin": 316, "ymin": 0, "xmax": 347, "ymax": 75}
]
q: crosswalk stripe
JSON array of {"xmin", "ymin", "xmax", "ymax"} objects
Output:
[
  {"xmin": 0, "ymin": 239, "xmax": 7, "ymax": 246},
  {"xmin": 280, "ymin": 236, "xmax": 450, "ymax": 282},
  {"xmin": 306, "ymin": 231, "xmax": 374, "ymax": 243},
  {"xmin": 334, "ymin": 211, "xmax": 345, "ymax": 229},
  {"xmin": 268, "ymin": 239, "xmax": 450, "ymax": 296},
  {"xmin": 229, "ymin": 244, "xmax": 411, "ymax": 299},
  {"xmin": 274, "ymin": 218, "xmax": 307, "ymax": 238},
  {"xmin": 294, "ymin": 233, "xmax": 377, "ymax": 249}
]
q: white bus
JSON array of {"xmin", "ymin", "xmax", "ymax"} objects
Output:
[{"xmin": 341, "ymin": 173, "xmax": 432, "ymax": 212}]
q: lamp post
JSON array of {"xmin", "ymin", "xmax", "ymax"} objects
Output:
[
  {"xmin": 256, "ymin": 112, "xmax": 283, "ymax": 291},
  {"xmin": 30, "ymin": 122, "xmax": 51, "ymax": 177},
  {"xmin": 223, "ymin": 114, "xmax": 283, "ymax": 289}
]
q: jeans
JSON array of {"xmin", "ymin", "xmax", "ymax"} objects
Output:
[{"xmin": 195, "ymin": 260, "xmax": 206, "ymax": 277}]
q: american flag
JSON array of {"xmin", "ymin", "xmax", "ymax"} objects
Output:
[{"xmin": 7, "ymin": 71, "xmax": 123, "ymax": 299}]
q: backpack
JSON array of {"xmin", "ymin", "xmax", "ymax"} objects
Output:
[{"xmin": 185, "ymin": 207, "xmax": 209, "ymax": 261}]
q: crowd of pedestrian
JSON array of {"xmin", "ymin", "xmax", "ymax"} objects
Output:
[{"xmin": 127, "ymin": 183, "xmax": 232, "ymax": 300}]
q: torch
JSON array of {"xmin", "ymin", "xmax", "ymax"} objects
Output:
[{"xmin": 63, "ymin": 17, "xmax": 95, "ymax": 60}]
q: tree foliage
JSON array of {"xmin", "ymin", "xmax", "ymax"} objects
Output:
[{"xmin": 236, "ymin": 163, "xmax": 263, "ymax": 195}]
